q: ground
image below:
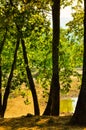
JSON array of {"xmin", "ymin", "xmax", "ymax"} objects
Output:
[
  {"xmin": 0, "ymin": 79, "xmax": 86, "ymax": 130},
  {"xmin": 0, "ymin": 115, "xmax": 86, "ymax": 130}
]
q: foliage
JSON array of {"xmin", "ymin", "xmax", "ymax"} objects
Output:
[
  {"xmin": 66, "ymin": 1, "xmax": 84, "ymax": 40},
  {"xmin": 0, "ymin": 0, "xmax": 51, "ymax": 90},
  {"xmin": 0, "ymin": 0, "xmax": 84, "ymax": 95},
  {"xmin": 59, "ymin": 28, "xmax": 83, "ymax": 93}
]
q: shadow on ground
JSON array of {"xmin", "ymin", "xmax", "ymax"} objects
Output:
[{"xmin": 0, "ymin": 116, "xmax": 86, "ymax": 130}]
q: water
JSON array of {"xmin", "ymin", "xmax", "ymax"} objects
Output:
[{"xmin": 60, "ymin": 97, "xmax": 78, "ymax": 114}]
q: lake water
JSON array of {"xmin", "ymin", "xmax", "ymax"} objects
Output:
[{"xmin": 60, "ymin": 97, "xmax": 78, "ymax": 114}]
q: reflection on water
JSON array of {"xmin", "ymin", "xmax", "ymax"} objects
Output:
[{"xmin": 60, "ymin": 97, "xmax": 78, "ymax": 114}]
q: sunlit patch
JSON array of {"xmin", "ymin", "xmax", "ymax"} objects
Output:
[{"xmin": 0, "ymin": 126, "xmax": 11, "ymax": 130}]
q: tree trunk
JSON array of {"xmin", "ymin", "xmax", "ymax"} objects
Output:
[
  {"xmin": 43, "ymin": 0, "xmax": 60, "ymax": 116},
  {"xmin": 0, "ymin": 28, "xmax": 7, "ymax": 117},
  {"xmin": 21, "ymin": 39, "xmax": 40, "ymax": 115},
  {"xmin": 70, "ymin": 0, "xmax": 86, "ymax": 125},
  {"xmin": 43, "ymin": 86, "xmax": 52, "ymax": 115},
  {"xmin": 0, "ymin": 56, "xmax": 2, "ymax": 112},
  {"xmin": 0, "ymin": 37, "xmax": 20, "ymax": 118}
]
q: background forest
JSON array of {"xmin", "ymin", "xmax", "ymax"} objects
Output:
[{"xmin": 0, "ymin": 0, "xmax": 86, "ymax": 128}]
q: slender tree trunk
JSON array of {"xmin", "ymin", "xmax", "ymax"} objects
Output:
[
  {"xmin": 0, "ymin": 37, "xmax": 20, "ymax": 118},
  {"xmin": 0, "ymin": 28, "xmax": 7, "ymax": 116},
  {"xmin": 43, "ymin": 87, "xmax": 52, "ymax": 115},
  {"xmin": 0, "ymin": 56, "xmax": 3, "ymax": 117},
  {"xmin": 0, "ymin": 55, "xmax": 2, "ymax": 110},
  {"xmin": 43, "ymin": 0, "xmax": 60, "ymax": 116},
  {"xmin": 21, "ymin": 39, "xmax": 40, "ymax": 115},
  {"xmin": 70, "ymin": 0, "xmax": 86, "ymax": 125}
]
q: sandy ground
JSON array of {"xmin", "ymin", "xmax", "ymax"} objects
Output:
[
  {"xmin": 0, "ymin": 79, "xmax": 85, "ymax": 130},
  {"xmin": 0, "ymin": 94, "xmax": 86, "ymax": 130}
]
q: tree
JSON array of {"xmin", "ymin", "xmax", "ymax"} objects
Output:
[
  {"xmin": 59, "ymin": 28, "xmax": 83, "ymax": 93},
  {"xmin": 43, "ymin": 0, "xmax": 60, "ymax": 116},
  {"xmin": 21, "ymin": 38, "xmax": 40, "ymax": 115},
  {"xmin": 0, "ymin": 0, "xmax": 51, "ymax": 117},
  {"xmin": 0, "ymin": 0, "xmax": 84, "ymax": 118},
  {"xmin": 0, "ymin": 35, "xmax": 20, "ymax": 117},
  {"xmin": 0, "ymin": 28, "xmax": 7, "ymax": 114},
  {"xmin": 66, "ymin": 0, "xmax": 84, "ymax": 40},
  {"xmin": 70, "ymin": 0, "xmax": 86, "ymax": 125}
]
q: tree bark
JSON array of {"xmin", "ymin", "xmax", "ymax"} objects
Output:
[
  {"xmin": 21, "ymin": 39, "xmax": 40, "ymax": 115},
  {"xmin": 0, "ymin": 56, "xmax": 2, "ymax": 110},
  {"xmin": 0, "ymin": 37, "xmax": 20, "ymax": 117},
  {"xmin": 70, "ymin": 0, "xmax": 86, "ymax": 125},
  {"xmin": 43, "ymin": 85, "xmax": 52, "ymax": 115},
  {"xmin": 0, "ymin": 28, "xmax": 7, "ymax": 116},
  {"xmin": 43, "ymin": 0, "xmax": 60, "ymax": 116}
]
